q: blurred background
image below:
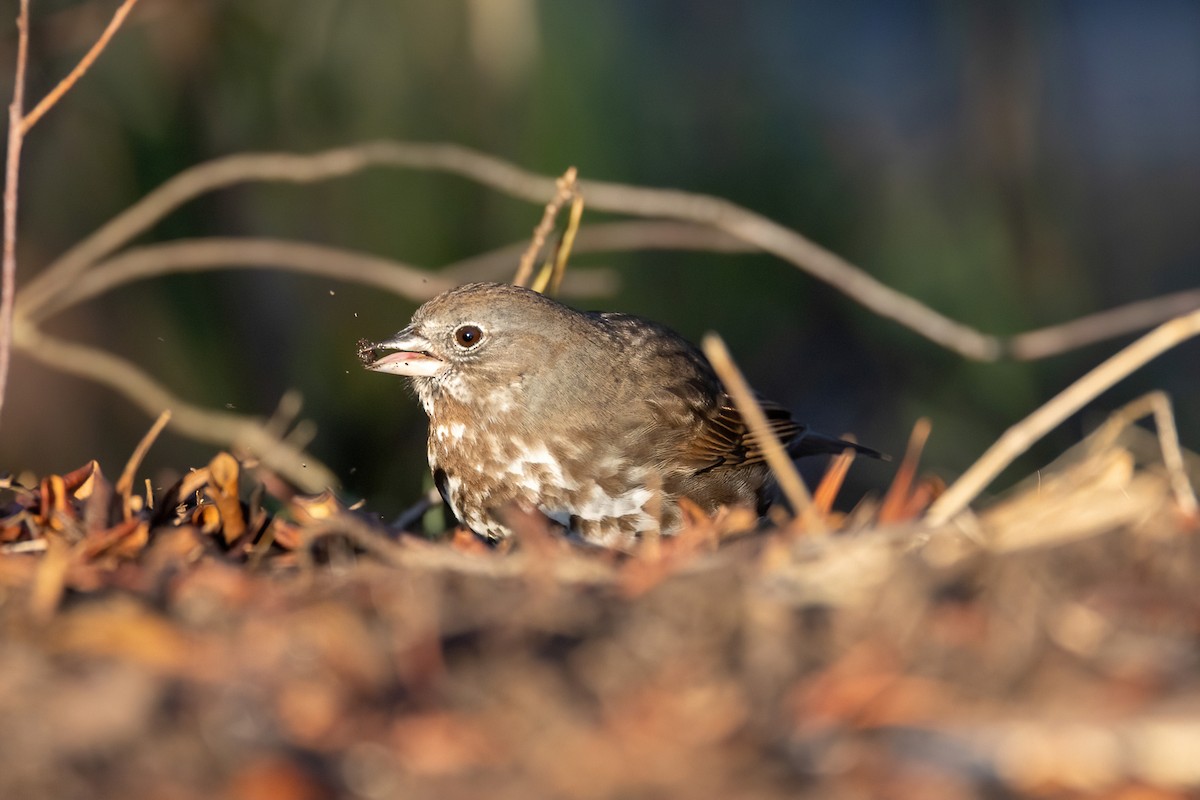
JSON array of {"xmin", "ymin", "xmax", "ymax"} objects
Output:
[{"xmin": 2, "ymin": 0, "xmax": 1198, "ymax": 518}]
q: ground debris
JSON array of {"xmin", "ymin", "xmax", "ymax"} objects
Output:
[{"xmin": 1, "ymin": 424, "xmax": 1198, "ymax": 799}]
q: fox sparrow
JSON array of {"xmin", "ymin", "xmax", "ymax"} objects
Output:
[{"xmin": 362, "ymin": 282, "xmax": 880, "ymax": 548}]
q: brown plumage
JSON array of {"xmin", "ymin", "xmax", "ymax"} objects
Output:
[{"xmin": 363, "ymin": 282, "xmax": 880, "ymax": 548}]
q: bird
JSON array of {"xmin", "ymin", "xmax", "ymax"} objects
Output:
[{"xmin": 361, "ymin": 281, "xmax": 881, "ymax": 549}]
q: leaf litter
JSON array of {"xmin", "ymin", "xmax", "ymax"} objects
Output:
[{"xmin": 1, "ymin": 411, "xmax": 1199, "ymax": 800}]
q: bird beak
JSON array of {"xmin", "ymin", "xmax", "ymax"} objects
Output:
[{"xmin": 363, "ymin": 327, "xmax": 445, "ymax": 377}]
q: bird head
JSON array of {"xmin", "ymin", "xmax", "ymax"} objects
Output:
[{"xmin": 362, "ymin": 282, "xmax": 590, "ymax": 410}]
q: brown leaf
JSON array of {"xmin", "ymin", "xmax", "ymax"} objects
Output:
[
  {"xmin": 878, "ymin": 417, "xmax": 933, "ymax": 524},
  {"xmin": 495, "ymin": 499, "xmax": 571, "ymax": 559},
  {"xmin": 77, "ymin": 518, "xmax": 149, "ymax": 560},
  {"xmin": 38, "ymin": 474, "xmax": 76, "ymax": 531},
  {"xmin": 288, "ymin": 490, "xmax": 344, "ymax": 525},
  {"xmin": 604, "ymin": 670, "xmax": 748, "ymax": 747},
  {"xmin": 206, "ymin": 452, "xmax": 246, "ymax": 545},
  {"xmin": 813, "ymin": 448, "xmax": 854, "ymax": 516},
  {"xmin": 80, "ymin": 462, "xmax": 114, "ymax": 536},
  {"xmin": 192, "ymin": 504, "xmax": 222, "ymax": 536},
  {"xmin": 61, "ymin": 460, "xmax": 102, "ymax": 497},
  {"xmin": 902, "ymin": 475, "xmax": 946, "ymax": 520}
]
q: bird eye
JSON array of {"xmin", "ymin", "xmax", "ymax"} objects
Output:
[{"xmin": 454, "ymin": 324, "xmax": 484, "ymax": 349}]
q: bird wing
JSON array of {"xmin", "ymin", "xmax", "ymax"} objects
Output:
[
  {"xmin": 592, "ymin": 311, "xmax": 879, "ymax": 474},
  {"xmin": 685, "ymin": 395, "xmax": 801, "ymax": 473},
  {"xmin": 686, "ymin": 397, "xmax": 883, "ymax": 471}
]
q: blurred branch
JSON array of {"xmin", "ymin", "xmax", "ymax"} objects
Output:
[
  {"xmin": 1008, "ymin": 288, "xmax": 1200, "ymax": 360},
  {"xmin": 0, "ymin": 0, "xmax": 30, "ymax": 429},
  {"xmin": 12, "ymin": 318, "xmax": 336, "ymax": 493},
  {"xmin": 20, "ymin": 0, "xmax": 141, "ymax": 134},
  {"xmin": 26, "ymin": 140, "xmax": 1192, "ymax": 364},
  {"xmin": 582, "ymin": 183, "xmax": 1006, "ymax": 361},
  {"xmin": 25, "ymin": 238, "xmax": 458, "ymax": 322},
  {"xmin": 1083, "ymin": 391, "xmax": 1198, "ymax": 517},
  {"xmin": 20, "ymin": 141, "xmax": 570, "ymax": 314},
  {"xmin": 440, "ymin": 220, "xmax": 750, "ymax": 284},
  {"xmin": 11, "ymin": 137, "xmax": 1197, "ymax": 499},
  {"xmin": 3, "ymin": 0, "xmax": 139, "ymax": 430},
  {"xmin": 928, "ymin": 308, "xmax": 1200, "ymax": 525},
  {"xmin": 17, "ymin": 142, "xmax": 999, "ymax": 358},
  {"xmin": 24, "ymin": 236, "xmax": 631, "ymax": 323},
  {"xmin": 26, "ymin": 221, "xmax": 748, "ymax": 322}
]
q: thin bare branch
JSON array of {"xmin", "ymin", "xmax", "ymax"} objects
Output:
[
  {"xmin": 12, "ymin": 319, "xmax": 337, "ymax": 493},
  {"xmin": 23, "ymin": 237, "xmax": 458, "ymax": 322},
  {"xmin": 0, "ymin": 0, "xmax": 30, "ymax": 430},
  {"xmin": 589, "ymin": 191, "xmax": 1002, "ymax": 360},
  {"xmin": 115, "ymin": 409, "xmax": 170, "ymax": 519},
  {"xmin": 440, "ymin": 220, "xmax": 750, "ymax": 283},
  {"xmin": 1084, "ymin": 391, "xmax": 1198, "ymax": 518},
  {"xmin": 115, "ymin": 409, "xmax": 170, "ymax": 498},
  {"xmin": 1009, "ymin": 288, "xmax": 1200, "ymax": 360},
  {"xmin": 17, "ymin": 142, "xmax": 998, "ymax": 359},
  {"xmin": 16, "ymin": 142, "xmax": 551, "ymax": 313},
  {"xmin": 927, "ymin": 308, "xmax": 1200, "ymax": 525},
  {"xmin": 22, "ymin": 234, "xmax": 633, "ymax": 324},
  {"xmin": 702, "ymin": 332, "xmax": 823, "ymax": 533},
  {"xmin": 17, "ymin": 139, "xmax": 1193, "ymax": 366},
  {"xmin": 20, "ymin": 0, "xmax": 141, "ymax": 134}
]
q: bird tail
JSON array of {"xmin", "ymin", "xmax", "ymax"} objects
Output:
[{"xmin": 787, "ymin": 427, "xmax": 887, "ymax": 461}]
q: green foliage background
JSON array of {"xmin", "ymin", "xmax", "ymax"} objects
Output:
[{"xmin": 4, "ymin": 1, "xmax": 1198, "ymax": 516}]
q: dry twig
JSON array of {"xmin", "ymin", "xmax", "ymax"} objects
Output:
[
  {"xmin": 877, "ymin": 418, "xmax": 933, "ymax": 524},
  {"xmin": 0, "ymin": 0, "xmax": 30, "ymax": 429},
  {"xmin": 440, "ymin": 220, "xmax": 752, "ymax": 283},
  {"xmin": 548, "ymin": 193, "xmax": 585, "ymax": 295},
  {"xmin": 701, "ymin": 332, "xmax": 822, "ymax": 532},
  {"xmin": 21, "ymin": 139, "xmax": 1193, "ymax": 362},
  {"xmin": 928, "ymin": 308, "xmax": 1200, "ymax": 525},
  {"xmin": 12, "ymin": 143, "xmax": 987, "ymax": 359},
  {"xmin": 12, "ymin": 320, "xmax": 335, "ymax": 492},
  {"xmin": 20, "ymin": 0, "xmax": 141, "ymax": 134},
  {"xmin": 115, "ymin": 409, "xmax": 171, "ymax": 519},
  {"xmin": 530, "ymin": 191, "xmax": 584, "ymax": 295},
  {"xmin": 1010, "ymin": 287, "xmax": 1200, "ymax": 360},
  {"xmin": 2, "ymin": 0, "xmax": 141, "ymax": 428},
  {"xmin": 1084, "ymin": 391, "xmax": 1199, "ymax": 518},
  {"xmin": 27, "ymin": 237, "xmax": 457, "ymax": 322},
  {"xmin": 513, "ymin": 166, "xmax": 578, "ymax": 288}
]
